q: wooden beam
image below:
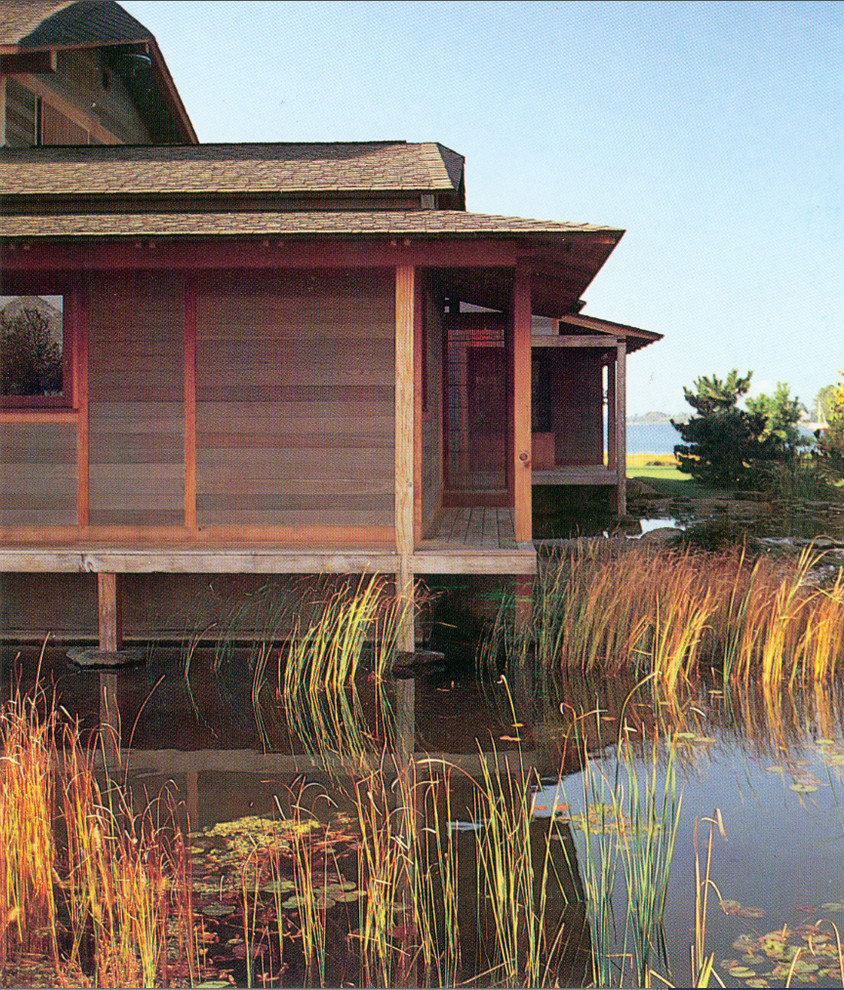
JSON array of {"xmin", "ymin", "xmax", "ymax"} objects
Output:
[
  {"xmin": 1, "ymin": 238, "xmax": 520, "ymax": 274},
  {"xmin": 184, "ymin": 278, "xmax": 197, "ymax": 530},
  {"xmin": 512, "ymin": 263, "xmax": 532, "ymax": 542},
  {"xmin": 97, "ymin": 572, "xmax": 122, "ymax": 651},
  {"xmin": 532, "ymin": 334, "xmax": 618, "ymax": 348},
  {"xmin": 76, "ymin": 283, "xmax": 89, "ymax": 528},
  {"xmin": 395, "ymin": 264, "xmax": 416, "ymax": 651},
  {"xmin": 616, "ymin": 340, "xmax": 627, "ymax": 516}
]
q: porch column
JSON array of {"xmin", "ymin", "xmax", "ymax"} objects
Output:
[
  {"xmin": 513, "ymin": 263, "xmax": 532, "ymax": 542},
  {"xmin": 615, "ymin": 340, "xmax": 627, "ymax": 516},
  {"xmin": 607, "ymin": 357, "xmax": 617, "ymax": 471},
  {"xmin": 395, "ymin": 264, "xmax": 416, "ymax": 651}
]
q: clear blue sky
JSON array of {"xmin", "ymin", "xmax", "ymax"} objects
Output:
[{"xmin": 123, "ymin": 0, "xmax": 842, "ymax": 416}]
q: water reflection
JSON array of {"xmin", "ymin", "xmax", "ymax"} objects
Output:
[{"xmin": 5, "ymin": 644, "xmax": 844, "ymax": 986}]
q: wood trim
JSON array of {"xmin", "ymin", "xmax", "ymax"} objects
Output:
[
  {"xmin": 512, "ymin": 263, "xmax": 532, "ymax": 542},
  {"xmin": 2, "ymin": 239, "xmax": 520, "ymax": 274},
  {"xmin": 0, "ymin": 410, "xmax": 77, "ymax": 424},
  {"xmin": 0, "ymin": 524, "xmax": 395, "ymax": 546},
  {"xmin": 76, "ymin": 283, "xmax": 89, "ymax": 527},
  {"xmin": 184, "ymin": 278, "xmax": 197, "ymax": 530},
  {"xmin": 616, "ymin": 340, "xmax": 627, "ymax": 516}
]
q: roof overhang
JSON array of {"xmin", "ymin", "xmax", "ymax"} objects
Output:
[{"xmin": 553, "ymin": 314, "xmax": 662, "ymax": 353}]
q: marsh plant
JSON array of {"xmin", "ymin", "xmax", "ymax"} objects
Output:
[
  {"xmin": 0, "ymin": 685, "xmax": 197, "ymax": 988},
  {"xmin": 483, "ymin": 543, "xmax": 844, "ymax": 691}
]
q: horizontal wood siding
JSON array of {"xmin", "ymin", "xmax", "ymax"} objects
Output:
[
  {"xmin": 88, "ymin": 275, "xmax": 185, "ymax": 526},
  {"xmin": 196, "ymin": 272, "xmax": 394, "ymax": 531},
  {"xmin": 0, "ymin": 421, "xmax": 77, "ymax": 525}
]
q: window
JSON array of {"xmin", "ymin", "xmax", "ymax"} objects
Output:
[{"xmin": 0, "ymin": 294, "xmax": 72, "ymax": 407}]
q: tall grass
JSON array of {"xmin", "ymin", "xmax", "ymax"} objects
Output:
[
  {"xmin": 0, "ymin": 682, "xmax": 197, "ymax": 987},
  {"xmin": 485, "ymin": 543, "xmax": 844, "ymax": 690}
]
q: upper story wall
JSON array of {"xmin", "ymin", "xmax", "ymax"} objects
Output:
[{"xmin": 3, "ymin": 47, "xmax": 154, "ymax": 146}]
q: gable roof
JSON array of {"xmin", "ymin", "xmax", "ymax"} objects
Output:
[
  {"xmin": 1, "ymin": 0, "xmax": 148, "ymax": 47},
  {"xmin": 0, "ymin": 0, "xmax": 197, "ymax": 143},
  {"xmin": 0, "ymin": 142, "xmax": 465, "ymax": 199}
]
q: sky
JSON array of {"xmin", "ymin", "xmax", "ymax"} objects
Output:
[{"xmin": 122, "ymin": 0, "xmax": 842, "ymax": 417}]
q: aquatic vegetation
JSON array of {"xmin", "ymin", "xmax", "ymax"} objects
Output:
[
  {"xmin": 0, "ymin": 683, "xmax": 198, "ymax": 988},
  {"xmin": 485, "ymin": 543, "xmax": 844, "ymax": 690}
]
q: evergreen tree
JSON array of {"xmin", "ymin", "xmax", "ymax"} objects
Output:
[{"xmin": 671, "ymin": 370, "xmax": 775, "ymax": 488}]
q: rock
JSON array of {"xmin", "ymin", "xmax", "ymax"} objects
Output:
[
  {"xmin": 391, "ymin": 650, "xmax": 446, "ymax": 678},
  {"xmin": 66, "ymin": 647, "xmax": 146, "ymax": 668}
]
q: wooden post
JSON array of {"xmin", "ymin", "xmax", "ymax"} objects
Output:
[
  {"xmin": 512, "ymin": 263, "xmax": 532, "ymax": 542},
  {"xmin": 395, "ymin": 264, "xmax": 416, "ymax": 651},
  {"xmin": 97, "ymin": 572, "xmax": 122, "ymax": 652},
  {"xmin": 607, "ymin": 356, "xmax": 617, "ymax": 471},
  {"xmin": 76, "ymin": 283, "xmax": 89, "ymax": 528},
  {"xmin": 616, "ymin": 340, "xmax": 627, "ymax": 516},
  {"xmin": 184, "ymin": 278, "xmax": 197, "ymax": 530}
]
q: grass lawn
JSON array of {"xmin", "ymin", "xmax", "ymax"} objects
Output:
[{"xmin": 626, "ymin": 454, "xmax": 723, "ymax": 500}]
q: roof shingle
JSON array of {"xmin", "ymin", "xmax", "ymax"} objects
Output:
[
  {"xmin": 0, "ymin": 142, "xmax": 466, "ymax": 196},
  {"xmin": 0, "ymin": 209, "xmax": 622, "ymax": 240}
]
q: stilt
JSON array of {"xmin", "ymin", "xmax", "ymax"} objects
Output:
[
  {"xmin": 515, "ymin": 574, "xmax": 534, "ymax": 634},
  {"xmin": 97, "ymin": 572, "xmax": 122, "ymax": 652},
  {"xmin": 396, "ymin": 558, "xmax": 415, "ymax": 653}
]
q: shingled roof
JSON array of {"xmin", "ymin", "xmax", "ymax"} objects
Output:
[
  {"xmin": 0, "ymin": 142, "xmax": 466, "ymax": 198},
  {"xmin": 0, "ymin": 209, "xmax": 621, "ymax": 240},
  {"xmin": 0, "ymin": 0, "xmax": 151, "ymax": 49}
]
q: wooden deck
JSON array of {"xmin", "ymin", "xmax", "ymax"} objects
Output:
[
  {"xmin": 0, "ymin": 512, "xmax": 536, "ymax": 580},
  {"xmin": 414, "ymin": 507, "xmax": 536, "ymax": 575}
]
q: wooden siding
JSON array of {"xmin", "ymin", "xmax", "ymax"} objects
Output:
[
  {"xmin": 88, "ymin": 275, "xmax": 184, "ymax": 527},
  {"xmin": 0, "ymin": 421, "xmax": 77, "ymax": 525},
  {"xmin": 196, "ymin": 272, "xmax": 395, "ymax": 531}
]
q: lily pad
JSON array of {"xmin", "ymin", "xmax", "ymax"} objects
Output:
[{"xmin": 790, "ymin": 782, "xmax": 819, "ymax": 793}]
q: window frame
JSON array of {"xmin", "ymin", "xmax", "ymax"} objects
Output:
[{"xmin": 0, "ymin": 281, "xmax": 76, "ymax": 410}]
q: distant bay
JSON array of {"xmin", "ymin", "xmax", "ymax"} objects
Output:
[{"xmin": 626, "ymin": 421, "xmax": 681, "ymax": 455}]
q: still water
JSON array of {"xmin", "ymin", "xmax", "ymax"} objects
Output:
[{"xmin": 4, "ymin": 638, "xmax": 844, "ymax": 988}]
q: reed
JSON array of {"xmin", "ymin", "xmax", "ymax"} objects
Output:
[
  {"xmin": 0, "ymin": 685, "xmax": 60, "ymax": 972},
  {"xmin": 488, "ymin": 544, "xmax": 844, "ymax": 690},
  {"xmin": 1, "ymin": 682, "xmax": 198, "ymax": 988},
  {"xmin": 470, "ymin": 744, "xmax": 569, "ymax": 987},
  {"xmin": 617, "ymin": 728, "xmax": 682, "ymax": 987}
]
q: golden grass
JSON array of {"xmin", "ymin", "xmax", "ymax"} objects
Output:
[
  {"xmin": 0, "ymin": 683, "xmax": 196, "ymax": 988},
  {"xmin": 493, "ymin": 544, "xmax": 844, "ymax": 691}
]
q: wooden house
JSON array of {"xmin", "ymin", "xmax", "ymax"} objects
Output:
[{"xmin": 0, "ymin": 2, "xmax": 660, "ymax": 649}]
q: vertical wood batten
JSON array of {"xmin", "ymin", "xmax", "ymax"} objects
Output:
[
  {"xmin": 616, "ymin": 340, "xmax": 627, "ymax": 516},
  {"xmin": 395, "ymin": 264, "xmax": 416, "ymax": 650},
  {"xmin": 76, "ymin": 282, "xmax": 89, "ymax": 528},
  {"xmin": 184, "ymin": 278, "xmax": 197, "ymax": 530},
  {"xmin": 512, "ymin": 263, "xmax": 532, "ymax": 542}
]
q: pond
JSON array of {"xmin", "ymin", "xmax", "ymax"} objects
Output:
[{"xmin": 3, "ymin": 555, "xmax": 844, "ymax": 988}]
